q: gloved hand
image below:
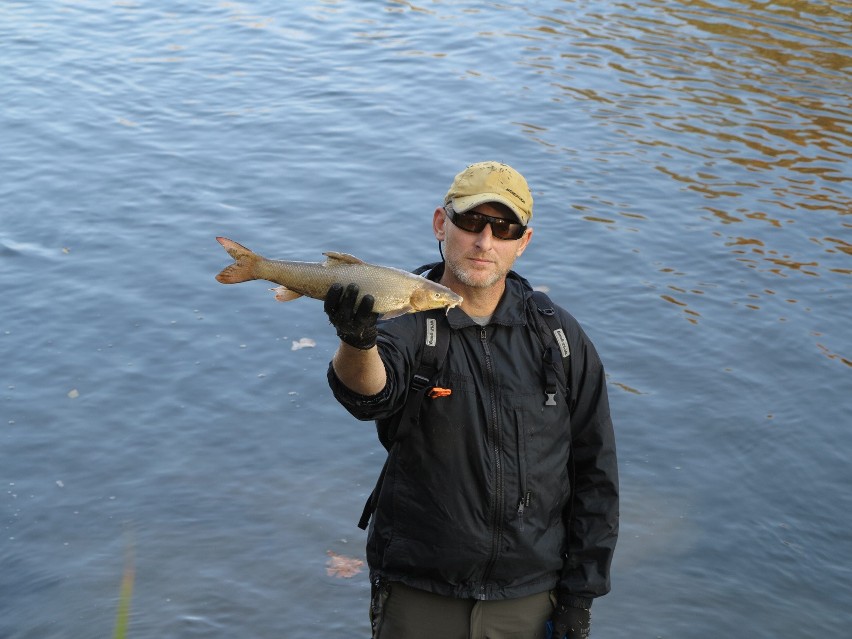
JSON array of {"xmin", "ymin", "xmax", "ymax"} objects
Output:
[
  {"xmin": 547, "ymin": 592, "xmax": 591, "ymax": 639},
  {"xmin": 324, "ymin": 283, "xmax": 379, "ymax": 350}
]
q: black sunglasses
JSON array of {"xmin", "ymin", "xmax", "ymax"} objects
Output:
[{"xmin": 444, "ymin": 206, "xmax": 527, "ymax": 241}]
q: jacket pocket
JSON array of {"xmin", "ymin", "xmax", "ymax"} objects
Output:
[
  {"xmin": 514, "ymin": 407, "xmax": 532, "ymax": 532},
  {"xmin": 513, "ymin": 402, "xmax": 572, "ymax": 530}
]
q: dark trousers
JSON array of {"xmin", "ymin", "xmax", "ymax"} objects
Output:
[{"xmin": 371, "ymin": 581, "xmax": 554, "ymax": 639}]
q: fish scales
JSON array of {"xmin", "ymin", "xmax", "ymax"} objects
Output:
[{"xmin": 257, "ymin": 259, "xmax": 426, "ymax": 311}]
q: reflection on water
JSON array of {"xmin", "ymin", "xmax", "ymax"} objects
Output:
[
  {"xmin": 507, "ymin": 0, "xmax": 852, "ymax": 367},
  {"xmin": 2, "ymin": 1, "xmax": 851, "ymax": 638},
  {"xmin": 518, "ymin": 0, "xmax": 850, "ymax": 252}
]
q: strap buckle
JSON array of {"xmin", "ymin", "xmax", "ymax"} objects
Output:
[{"xmin": 411, "ymin": 373, "xmax": 431, "ymax": 392}]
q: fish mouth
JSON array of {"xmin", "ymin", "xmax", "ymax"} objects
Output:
[{"xmin": 445, "ymin": 297, "xmax": 463, "ymax": 314}]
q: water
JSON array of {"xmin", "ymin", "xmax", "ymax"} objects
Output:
[{"xmin": 1, "ymin": 1, "xmax": 850, "ymax": 637}]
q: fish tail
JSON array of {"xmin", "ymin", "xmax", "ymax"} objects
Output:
[{"xmin": 215, "ymin": 237, "xmax": 262, "ymax": 284}]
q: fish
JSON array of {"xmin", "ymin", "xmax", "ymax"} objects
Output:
[{"xmin": 215, "ymin": 237, "xmax": 462, "ymax": 320}]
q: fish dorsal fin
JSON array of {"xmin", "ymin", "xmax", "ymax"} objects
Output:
[{"xmin": 323, "ymin": 251, "xmax": 365, "ymax": 266}]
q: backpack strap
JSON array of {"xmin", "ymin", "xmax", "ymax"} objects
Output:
[
  {"xmin": 358, "ymin": 309, "xmax": 450, "ymax": 530},
  {"xmin": 358, "ymin": 460, "xmax": 387, "ymax": 529},
  {"xmin": 527, "ymin": 290, "xmax": 571, "ymax": 405},
  {"xmin": 388, "ymin": 310, "xmax": 450, "ymax": 442},
  {"xmin": 527, "ymin": 290, "xmax": 581, "ymax": 538}
]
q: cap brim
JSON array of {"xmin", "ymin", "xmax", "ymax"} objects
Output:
[{"xmin": 450, "ymin": 193, "xmax": 528, "ymax": 225}]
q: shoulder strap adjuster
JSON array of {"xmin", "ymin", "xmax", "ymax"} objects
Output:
[{"xmin": 411, "ymin": 373, "xmax": 431, "ymax": 392}]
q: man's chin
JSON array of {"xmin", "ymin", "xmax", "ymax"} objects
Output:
[{"xmin": 455, "ymin": 268, "xmax": 502, "ymax": 290}]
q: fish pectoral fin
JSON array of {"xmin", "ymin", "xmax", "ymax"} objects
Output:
[
  {"xmin": 322, "ymin": 251, "xmax": 365, "ymax": 266},
  {"xmin": 378, "ymin": 306, "xmax": 415, "ymax": 320},
  {"xmin": 271, "ymin": 286, "xmax": 303, "ymax": 302}
]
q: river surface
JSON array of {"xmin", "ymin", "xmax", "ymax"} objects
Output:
[{"xmin": 1, "ymin": 1, "xmax": 850, "ymax": 637}]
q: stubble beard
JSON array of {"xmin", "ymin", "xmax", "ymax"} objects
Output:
[{"xmin": 446, "ymin": 256, "xmax": 506, "ymax": 290}]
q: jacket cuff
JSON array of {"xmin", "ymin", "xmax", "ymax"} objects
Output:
[
  {"xmin": 556, "ymin": 591, "xmax": 593, "ymax": 610},
  {"xmin": 327, "ymin": 364, "xmax": 390, "ymax": 407}
]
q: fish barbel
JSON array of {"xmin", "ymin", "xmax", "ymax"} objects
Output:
[{"xmin": 215, "ymin": 237, "xmax": 462, "ymax": 320}]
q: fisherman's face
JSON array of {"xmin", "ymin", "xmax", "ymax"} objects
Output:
[{"xmin": 434, "ymin": 202, "xmax": 533, "ymax": 290}]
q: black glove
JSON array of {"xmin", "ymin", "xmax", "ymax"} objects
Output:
[
  {"xmin": 324, "ymin": 283, "xmax": 379, "ymax": 350},
  {"xmin": 548, "ymin": 592, "xmax": 591, "ymax": 639}
]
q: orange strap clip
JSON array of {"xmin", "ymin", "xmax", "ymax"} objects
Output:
[{"xmin": 428, "ymin": 387, "xmax": 452, "ymax": 399}]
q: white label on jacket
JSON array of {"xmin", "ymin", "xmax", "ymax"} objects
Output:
[
  {"xmin": 553, "ymin": 328, "xmax": 570, "ymax": 358},
  {"xmin": 426, "ymin": 318, "xmax": 437, "ymax": 347}
]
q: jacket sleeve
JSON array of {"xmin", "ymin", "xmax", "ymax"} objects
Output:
[
  {"xmin": 327, "ymin": 315, "xmax": 418, "ymax": 422},
  {"xmin": 558, "ymin": 314, "xmax": 619, "ymax": 601}
]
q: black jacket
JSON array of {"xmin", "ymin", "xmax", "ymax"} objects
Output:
[{"xmin": 328, "ymin": 269, "xmax": 618, "ymax": 602}]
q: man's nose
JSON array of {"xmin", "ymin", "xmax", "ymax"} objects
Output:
[{"xmin": 474, "ymin": 222, "xmax": 494, "ymax": 248}]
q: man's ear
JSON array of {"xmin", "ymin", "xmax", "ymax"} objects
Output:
[
  {"xmin": 433, "ymin": 207, "xmax": 447, "ymax": 240},
  {"xmin": 515, "ymin": 227, "xmax": 533, "ymax": 257}
]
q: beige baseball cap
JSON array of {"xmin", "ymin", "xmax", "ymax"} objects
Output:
[{"xmin": 444, "ymin": 161, "xmax": 533, "ymax": 225}]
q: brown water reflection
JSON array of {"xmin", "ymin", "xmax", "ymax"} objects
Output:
[
  {"xmin": 523, "ymin": 7, "xmax": 850, "ymax": 194},
  {"xmin": 518, "ymin": 0, "xmax": 849, "ymax": 349}
]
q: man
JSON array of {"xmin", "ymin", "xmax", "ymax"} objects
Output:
[{"xmin": 325, "ymin": 162, "xmax": 618, "ymax": 638}]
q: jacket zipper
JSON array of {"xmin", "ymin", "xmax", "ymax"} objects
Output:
[
  {"xmin": 479, "ymin": 326, "xmax": 503, "ymax": 599},
  {"xmin": 516, "ymin": 411, "xmax": 530, "ymax": 532}
]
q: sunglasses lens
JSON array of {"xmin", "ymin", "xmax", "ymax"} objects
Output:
[
  {"xmin": 446, "ymin": 208, "xmax": 525, "ymax": 240},
  {"xmin": 455, "ymin": 213, "xmax": 486, "ymax": 234},
  {"xmin": 490, "ymin": 219, "xmax": 519, "ymax": 240}
]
